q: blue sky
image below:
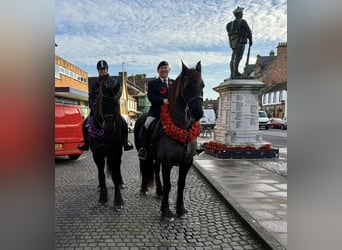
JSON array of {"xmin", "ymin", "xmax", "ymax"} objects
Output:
[{"xmin": 55, "ymin": 0, "xmax": 286, "ymax": 100}]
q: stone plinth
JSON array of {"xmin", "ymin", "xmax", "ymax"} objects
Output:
[{"xmin": 213, "ymin": 78, "xmax": 268, "ymax": 147}]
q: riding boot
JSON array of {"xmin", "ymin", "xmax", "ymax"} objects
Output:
[
  {"xmin": 138, "ymin": 127, "xmax": 148, "ymax": 160},
  {"xmin": 121, "ymin": 116, "xmax": 134, "ymax": 151},
  {"xmin": 78, "ymin": 117, "xmax": 89, "ymax": 151}
]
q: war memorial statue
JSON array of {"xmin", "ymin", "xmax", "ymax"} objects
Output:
[{"xmin": 226, "ymin": 6, "xmax": 253, "ymax": 78}]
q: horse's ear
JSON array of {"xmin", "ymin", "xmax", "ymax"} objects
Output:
[
  {"xmin": 196, "ymin": 61, "xmax": 201, "ymax": 74},
  {"xmin": 181, "ymin": 61, "xmax": 188, "ymax": 74}
]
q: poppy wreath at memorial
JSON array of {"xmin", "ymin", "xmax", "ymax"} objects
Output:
[
  {"xmin": 160, "ymin": 103, "xmax": 201, "ymax": 144},
  {"xmin": 201, "ymin": 141, "xmax": 277, "ymax": 159},
  {"xmin": 202, "ymin": 141, "xmax": 272, "ymax": 151}
]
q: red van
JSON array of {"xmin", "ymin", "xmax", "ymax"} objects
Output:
[{"xmin": 55, "ymin": 103, "xmax": 84, "ymax": 160}]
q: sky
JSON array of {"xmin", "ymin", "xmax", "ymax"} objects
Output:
[{"xmin": 55, "ymin": 0, "xmax": 287, "ymax": 100}]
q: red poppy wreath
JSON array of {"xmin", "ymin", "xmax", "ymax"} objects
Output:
[{"xmin": 160, "ymin": 103, "xmax": 200, "ymax": 144}]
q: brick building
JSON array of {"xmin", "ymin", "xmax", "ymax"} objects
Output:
[
  {"xmin": 55, "ymin": 55, "xmax": 89, "ymax": 116},
  {"xmin": 254, "ymin": 42, "xmax": 287, "ymax": 84},
  {"xmin": 254, "ymin": 42, "xmax": 287, "ymax": 118}
]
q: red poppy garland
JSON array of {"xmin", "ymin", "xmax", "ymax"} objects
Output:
[
  {"xmin": 160, "ymin": 103, "xmax": 200, "ymax": 144},
  {"xmin": 202, "ymin": 141, "xmax": 271, "ymax": 151}
]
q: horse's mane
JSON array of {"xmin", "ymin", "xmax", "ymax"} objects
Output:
[{"xmin": 169, "ymin": 67, "xmax": 202, "ymax": 110}]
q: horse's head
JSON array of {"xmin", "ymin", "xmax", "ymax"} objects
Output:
[
  {"xmin": 170, "ymin": 61, "xmax": 204, "ymax": 122},
  {"xmin": 95, "ymin": 76, "xmax": 121, "ymax": 137}
]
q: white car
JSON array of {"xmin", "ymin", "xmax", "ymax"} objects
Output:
[
  {"xmin": 200, "ymin": 108, "xmax": 216, "ymax": 129},
  {"xmin": 259, "ymin": 111, "xmax": 270, "ymax": 130},
  {"xmin": 281, "ymin": 117, "xmax": 287, "ymax": 130}
]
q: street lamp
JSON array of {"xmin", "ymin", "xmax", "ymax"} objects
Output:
[{"xmin": 122, "ymin": 60, "xmax": 137, "ymax": 86}]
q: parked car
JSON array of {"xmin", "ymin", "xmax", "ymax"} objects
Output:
[
  {"xmin": 258, "ymin": 110, "xmax": 270, "ymax": 130},
  {"xmin": 200, "ymin": 108, "xmax": 216, "ymax": 130},
  {"xmin": 281, "ymin": 117, "xmax": 287, "ymax": 130},
  {"xmin": 269, "ymin": 118, "xmax": 285, "ymax": 129},
  {"xmin": 55, "ymin": 104, "xmax": 84, "ymax": 160}
]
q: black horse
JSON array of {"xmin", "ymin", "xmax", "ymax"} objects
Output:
[
  {"xmin": 134, "ymin": 61, "xmax": 204, "ymax": 221},
  {"xmin": 88, "ymin": 79, "xmax": 125, "ymax": 211}
]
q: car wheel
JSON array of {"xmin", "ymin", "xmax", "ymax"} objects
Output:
[
  {"xmin": 281, "ymin": 125, "xmax": 285, "ymax": 130},
  {"xmin": 68, "ymin": 154, "xmax": 81, "ymax": 160}
]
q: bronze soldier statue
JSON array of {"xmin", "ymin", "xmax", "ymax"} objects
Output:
[{"xmin": 226, "ymin": 7, "xmax": 253, "ymax": 78}]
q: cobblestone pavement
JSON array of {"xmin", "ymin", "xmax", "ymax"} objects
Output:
[{"xmin": 55, "ymin": 139, "xmax": 268, "ymax": 249}]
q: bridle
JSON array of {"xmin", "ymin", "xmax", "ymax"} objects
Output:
[
  {"xmin": 183, "ymin": 95, "xmax": 203, "ymax": 122},
  {"xmin": 95, "ymin": 82, "xmax": 116, "ymax": 131},
  {"xmin": 180, "ymin": 77, "xmax": 203, "ymax": 122}
]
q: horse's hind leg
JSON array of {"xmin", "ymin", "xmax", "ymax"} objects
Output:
[
  {"xmin": 140, "ymin": 158, "xmax": 154, "ymax": 196},
  {"xmin": 176, "ymin": 163, "xmax": 192, "ymax": 219},
  {"xmin": 160, "ymin": 164, "xmax": 174, "ymax": 222},
  {"xmin": 93, "ymin": 152, "xmax": 107, "ymax": 204}
]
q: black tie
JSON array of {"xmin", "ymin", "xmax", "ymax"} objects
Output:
[{"xmin": 163, "ymin": 79, "xmax": 167, "ymax": 88}]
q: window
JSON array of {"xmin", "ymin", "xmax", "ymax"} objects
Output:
[
  {"xmin": 55, "ymin": 64, "xmax": 60, "ymax": 79},
  {"xmin": 273, "ymin": 92, "xmax": 277, "ymax": 103}
]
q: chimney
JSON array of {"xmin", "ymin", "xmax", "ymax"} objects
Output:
[
  {"xmin": 277, "ymin": 42, "xmax": 287, "ymax": 59},
  {"xmin": 269, "ymin": 50, "xmax": 275, "ymax": 56}
]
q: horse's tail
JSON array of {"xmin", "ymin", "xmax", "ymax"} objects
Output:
[
  {"xmin": 134, "ymin": 113, "xmax": 155, "ymax": 189},
  {"xmin": 139, "ymin": 158, "xmax": 155, "ymax": 189}
]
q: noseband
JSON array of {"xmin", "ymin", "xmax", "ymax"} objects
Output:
[{"xmin": 183, "ymin": 95, "xmax": 203, "ymax": 122}]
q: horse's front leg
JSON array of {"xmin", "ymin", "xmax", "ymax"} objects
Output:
[
  {"xmin": 161, "ymin": 163, "xmax": 174, "ymax": 222},
  {"xmin": 92, "ymin": 151, "xmax": 107, "ymax": 205},
  {"xmin": 176, "ymin": 162, "xmax": 192, "ymax": 219},
  {"xmin": 108, "ymin": 147, "xmax": 124, "ymax": 212}
]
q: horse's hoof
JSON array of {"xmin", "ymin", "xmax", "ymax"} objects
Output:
[
  {"xmin": 99, "ymin": 197, "xmax": 108, "ymax": 206},
  {"xmin": 176, "ymin": 208, "xmax": 188, "ymax": 219},
  {"xmin": 99, "ymin": 199, "xmax": 107, "ymax": 205},
  {"xmin": 161, "ymin": 210, "xmax": 174, "ymax": 222},
  {"xmin": 114, "ymin": 204, "xmax": 124, "ymax": 212},
  {"xmin": 99, "ymin": 196, "xmax": 108, "ymax": 203},
  {"xmin": 99, "ymin": 198, "xmax": 107, "ymax": 205},
  {"xmin": 177, "ymin": 213, "xmax": 188, "ymax": 220},
  {"xmin": 161, "ymin": 215, "xmax": 175, "ymax": 223},
  {"xmin": 99, "ymin": 191, "xmax": 108, "ymax": 204},
  {"xmin": 140, "ymin": 189, "xmax": 148, "ymax": 196}
]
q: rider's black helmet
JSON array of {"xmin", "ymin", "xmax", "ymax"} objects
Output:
[{"xmin": 97, "ymin": 60, "xmax": 108, "ymax": 70}]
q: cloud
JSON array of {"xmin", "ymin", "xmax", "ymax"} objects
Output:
[{"xmin": 55, "ymin": 0, "xmax": 287, "ymax": 99}]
